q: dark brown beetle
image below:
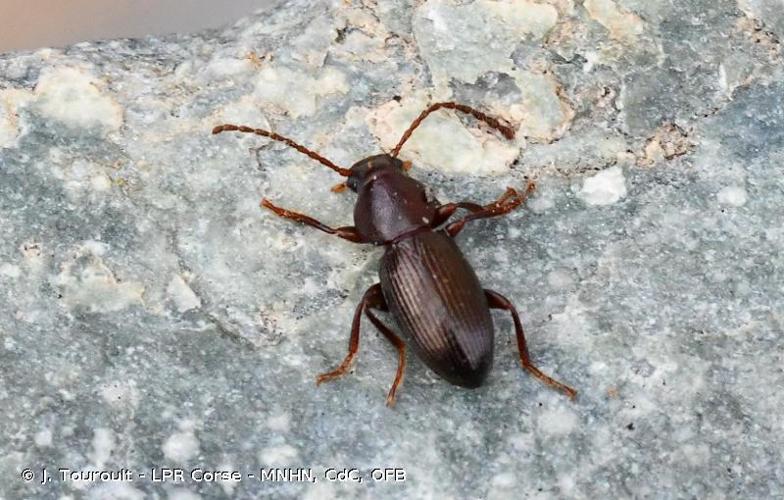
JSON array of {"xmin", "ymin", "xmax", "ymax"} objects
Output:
[{"xmin": 213, "ymin": 102, "xmax": 576, "ymax": 406}]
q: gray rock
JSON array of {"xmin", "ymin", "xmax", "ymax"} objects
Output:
[{"xmin": 1, "ymin": 0, "xmax": 783, "ymax": 498}]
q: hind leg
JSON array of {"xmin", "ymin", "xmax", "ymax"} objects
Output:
[
  {"xmin": 484, "ymin": 289, "xmax": 577, "ymax": 399},
  {"xmin": 317, "ymin": 284, "xmax": 407, "ymax": 407},
  {"xmin": 316, "ymin": 285, "xmax": 381, "ymax": 384},
  {"xmin": 365, "ymin": 307, "xmax": 406, "ymax": 407}
]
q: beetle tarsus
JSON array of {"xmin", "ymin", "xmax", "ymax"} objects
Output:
[
  {"xmin": 331, "ymin": 182, "xmax": 348, "ymax": 193},
  {"xmin": 316, "ymin": 357, "xmax": 356, "ymax": 385}
]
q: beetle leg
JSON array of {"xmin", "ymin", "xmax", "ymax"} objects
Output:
[
  {"xmin": 484, "ymin": 289, "xmax": 577, "ymax": 400},
  {"xmin": 317, "ymin": 284, "xmax": 407, "ymax": 406},
  {"xmin": 316, "ymin": 285, "xmax": 381, "ymax": 386},
  {"xmin": 365, "ymin": 307, "xmax": 407, "ymax": 407},
  {"xmin": 444, "ymin": 182, "xmax": 534, "ymax": 237},
  {"xmin": 261, "ymin": 198, "xmax": 366, "ymax": 243},
  {"xmin": 431, "ymin": 202, "xmax": 482, "ymax": 227}
]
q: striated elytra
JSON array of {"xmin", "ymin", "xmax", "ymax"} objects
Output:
[{"xmin": 213, "ymin": 102, "xmax": 576, "ymax": 406}]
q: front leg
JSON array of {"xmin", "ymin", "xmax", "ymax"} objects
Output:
[
  {"xmin": 432, "ymin": 182, "xmax": 535, "ymax": 236},
  {"xmin": 261, "ymin": 198, "xmax": 365, "ymax": 243}
]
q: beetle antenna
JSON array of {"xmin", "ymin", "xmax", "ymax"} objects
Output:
[
  {"xmin": 212, "ymin": 124, "xmax": 351, "ymax": 177},
  {"xmin": 390, "ymin": 102, "xmax": 515, "ymax": 158}
]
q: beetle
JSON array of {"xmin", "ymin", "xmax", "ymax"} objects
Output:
[{"xmin": 212, "ymin": 101, "xmax": 576, "ymax": 406}]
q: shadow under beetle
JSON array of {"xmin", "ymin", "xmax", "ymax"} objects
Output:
[{"xmin": 213, "ymin": 102, "xmax": 576, "ymax": 406}]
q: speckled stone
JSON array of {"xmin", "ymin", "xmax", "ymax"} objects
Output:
[{"xmin": 1, "ymin": 0, "xmax": 783, "ymax": 498}]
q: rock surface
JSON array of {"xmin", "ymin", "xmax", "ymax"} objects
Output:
[{"xmin": 1, "ymin": 0, "xmax": 783, "ymax": 498}]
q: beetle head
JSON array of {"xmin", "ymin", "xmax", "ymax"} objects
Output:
[{"xmin": 346, "ymin": 154, "xmax": 407, "ymax": 192}]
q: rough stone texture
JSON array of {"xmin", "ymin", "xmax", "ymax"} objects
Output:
[{"xmin": 1, "ymin": 0, "xmax": 783, "ymax": 498}]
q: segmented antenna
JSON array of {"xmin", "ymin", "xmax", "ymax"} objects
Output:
[
  {"xmin": 391, "ymin": 102, "xmax": 515, "ymax": 158},
  {"xmin": 212, "ymin": 124, "xmax": 350, "ymax": 177}
]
